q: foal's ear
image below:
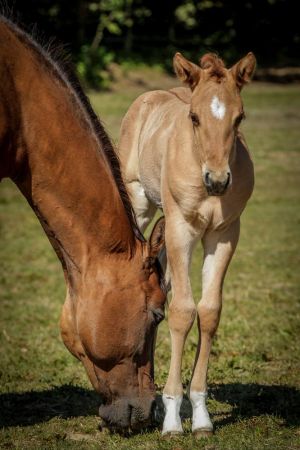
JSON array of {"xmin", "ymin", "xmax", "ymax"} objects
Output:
[
  {"xmin": 173, "ymin": 52, "xmax": 201, "ymax": 91},
  {"xmin": 230, "ymin": 52, "xmax": 256, "ymax": 90},
  {"xmin": 148, "ymin": 216, "xmax": 165, "ymax": 259}
]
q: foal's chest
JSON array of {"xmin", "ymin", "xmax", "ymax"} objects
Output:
[
  {"xmin": 166, "ymin": 140, "xmax": 254, "ymax": 234},
  {"xmin": 175, "ymin": 191, "xmax": 240, "ymax": 234},
  {"xmin": 172, "ymin": 172, "xmax": 253, "ymax": 235}
]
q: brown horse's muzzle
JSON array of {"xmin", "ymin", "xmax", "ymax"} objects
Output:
[{"xmin": 99, "ymin": 396, "xmax": 156, "ymax": 431}]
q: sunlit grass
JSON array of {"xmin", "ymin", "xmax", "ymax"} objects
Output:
[{"xmin": 0, "ymin": 74, "xmax": 299, "ymax": 449}]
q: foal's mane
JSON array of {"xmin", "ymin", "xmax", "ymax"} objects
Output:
[
  {"xmin": 0, "ymin": 14, "xmax": 144, "ymax": 243},
  {"xmin": 200, "ymin": 53, "xmax": 226, "ymax": 81}
]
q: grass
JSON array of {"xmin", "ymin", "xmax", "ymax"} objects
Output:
[{"xmin": 0, "ymin": 69, "xmax": 300, "ymax": 449}]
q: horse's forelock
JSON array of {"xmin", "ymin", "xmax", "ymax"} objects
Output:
[{"xmin": 200, "ymin": 53, "xmax": 226, "ymax": 80}]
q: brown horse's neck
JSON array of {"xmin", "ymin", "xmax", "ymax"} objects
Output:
[{"xmin": 0, "ymin": 18, "xmax": 139, "ymax": 280}]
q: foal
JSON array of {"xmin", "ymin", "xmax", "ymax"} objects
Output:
[{"xmin": 119, "ymin": 52, "xmax": 256, "ymax": 436}]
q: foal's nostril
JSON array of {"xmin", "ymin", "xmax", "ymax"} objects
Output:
[
  {"xmin": 225, "ymin": 172, "xmax": 231, "ymax": 187},
  {"xmin": 204, "ymin": 171, "xmax": 211, "ymax": 186}
]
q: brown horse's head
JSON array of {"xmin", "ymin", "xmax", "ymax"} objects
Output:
[
  {"xmin": 77, "ymin": 217, "xmax": 166, "ymax": 431},
  {"xmin": 174, "ymin": 51, "xmax": 256, "ymax": 196}
]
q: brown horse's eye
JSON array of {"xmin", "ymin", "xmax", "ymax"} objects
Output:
[
  {"xmin": 150, "ymin": 307, "xmax": 165, "ymax": 324},
  {"xmin": 190, "ymin": 112, "xmax": 200, "ymax": 126},
  {"xmin": 235, "ymin": 112, "xmax": 245, "ymax": 128}
]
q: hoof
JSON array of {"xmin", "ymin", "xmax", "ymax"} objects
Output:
[
  {"xmin": 193, "ymin": 428, "xmax": 213, "ymax": 439},
  {"xmin": 162, "ymin": 430, "xmax": 183, "ymax": 439}
]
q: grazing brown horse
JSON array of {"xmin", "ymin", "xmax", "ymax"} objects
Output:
[
  {"xmin": 119, "ymin": 52, "xmax": 256, "ymax": 436},
  {"xmin": 0, "ymin": 16, "xmax": 167, "ymax": 431}
]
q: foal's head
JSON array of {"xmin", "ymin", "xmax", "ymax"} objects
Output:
[{"xmin": 174, "ymin": 51, "xmax": 256, "ymax": 196}]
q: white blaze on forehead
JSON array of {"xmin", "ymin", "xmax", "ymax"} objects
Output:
[{"xmin": 210, "ymin": 95, "xmax": 226, "ymax": 120}]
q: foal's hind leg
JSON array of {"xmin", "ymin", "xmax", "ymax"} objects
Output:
[
  {"xmin": 127, "ymin": 180, "xmax": 157, "ymax": 232},
  {"xmin": 189, "ymin": 219, "xmax": 240, "ymax": 436}
]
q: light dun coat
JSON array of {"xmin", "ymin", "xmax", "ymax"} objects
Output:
[{"xmin": 119, "ymin": 52, "xmax": 256, "ymax": 436}]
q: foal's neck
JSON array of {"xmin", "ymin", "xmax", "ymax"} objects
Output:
[{"xmin": 0, "ymin": 21, "xmax": 137, "ymax": 279}]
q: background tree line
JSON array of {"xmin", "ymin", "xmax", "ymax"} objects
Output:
[{"xmin": 11, "ymin": 0, "xmax": 300, "ymax": 87}]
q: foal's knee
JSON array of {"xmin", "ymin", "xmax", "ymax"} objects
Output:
[
  {"xmin": 168, "ymin": 301, "xmax": 196, "ymax": 335},
  {"xmin": 197, "ymin": 299, "xmax": 222, "ymax": 337}
]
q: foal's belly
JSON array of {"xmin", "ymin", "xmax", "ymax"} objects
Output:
[
  {"xmin": 138, "ymin": 142, "xmax": 163, "ymax": 209},
  {"xmin": 140, "ymin": 170, "xmax": 162, "ymax": 208}
]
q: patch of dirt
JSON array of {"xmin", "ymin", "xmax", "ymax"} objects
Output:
[{"xmin": 66, "ymin": 431, "xmax": 102, "ymax": 442}]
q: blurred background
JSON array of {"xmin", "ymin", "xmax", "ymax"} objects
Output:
[{"xmin": 11, "ymin": 0, "xmax": 300, "ymax": 88}]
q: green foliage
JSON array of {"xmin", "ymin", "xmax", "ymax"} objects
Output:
[
  {"xmin": 76, "ymin": 0, "xmax": 151, "ymax": 88},
  {"xmin": 77, "ymin": 45, "xmax": 115, "ymax": 89},
  {"xmin": 11, "ymin": 0, "xmax": 300, "ymax": 88},
  {"xmin": 175, "ymin": 1, "xmax": 197, "ymax": 29},
  {"xmin": 175, "ymin": 0, "xmax": 223, "ymax": 29},
  {"xmin": 89, "ymin": 0, "xmax": 150, "ymax": 33}
]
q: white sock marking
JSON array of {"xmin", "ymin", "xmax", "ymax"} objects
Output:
[
  {"xmin": 190, "ymin": 391, "xmax": 213, "ymax": 432},
  {"xmin": 162, "ymin": 394, "xmax": 183, "ymax": 434},
  {"xmin": 210, "ymin": 95, "xmax": 226, "ymax": 120}
]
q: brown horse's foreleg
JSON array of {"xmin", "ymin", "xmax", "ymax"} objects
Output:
[
  {"xmin": 162, "ymin": 213, "xmax": 197, "ymax": 435},
  {"xmin": 189, "ymin": 219, "xmax": 240, "ymax": 436}
]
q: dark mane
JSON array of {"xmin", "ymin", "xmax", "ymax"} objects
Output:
[
  {"xmin": 200, "ymin": 53, "xmax": 226, "ymax": 81},
  {"xmin": 0, "ymin": 14, "xmax": 145, "ymax": 243}
]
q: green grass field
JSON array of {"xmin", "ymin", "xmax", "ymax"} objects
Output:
[{"xmin": 0, "ymin": 71, "xmax": 300, "ymax": 449}]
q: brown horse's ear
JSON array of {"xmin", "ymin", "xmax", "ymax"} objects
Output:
[
  {"xmin": 148, "ymin": 216, "xmax": 165, "ymax": 259},
  {"xmin": 173, "ymin": 52, "xmax": 201, "ymax": 91},
  {"xmin": 230, "ymin": 52, "xmax": 256, "ymax": 90}
]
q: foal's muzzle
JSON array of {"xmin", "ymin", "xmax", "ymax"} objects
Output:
[{"xmin": 203, "ymin": 170, "xmax": 231, "ymax": 196}]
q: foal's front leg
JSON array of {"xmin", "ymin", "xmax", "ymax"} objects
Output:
[
  {"xmin": 162, "ymin": 213, "xmax": 198, "ymax": 435},
  {"xmin": 189, "ymin": 219, "xmax": 240, "ymax": 436}
]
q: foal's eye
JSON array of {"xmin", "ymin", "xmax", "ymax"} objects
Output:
[
  {"xmin": 234, "ymin": 112, "xmax": 245, "ymax": 128},
  {"xmin": 189, "ymin": 112, "xmax": 200, "ymax": 126}
]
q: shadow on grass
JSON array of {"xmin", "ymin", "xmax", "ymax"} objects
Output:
[
  {"xmin": 0, "ymin": 383, "xmax": 299, "ymax": 429},
  {"xmin": 0, "ymin": 385, "xmax": 99, "ymax": 427},
  {"xmin": 177, "ymin": 383, "xmax": 300, "ymax": 429},
  {"xmin": 210, "ymin": 383, "xmax": 300, "ymax": 428}
]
